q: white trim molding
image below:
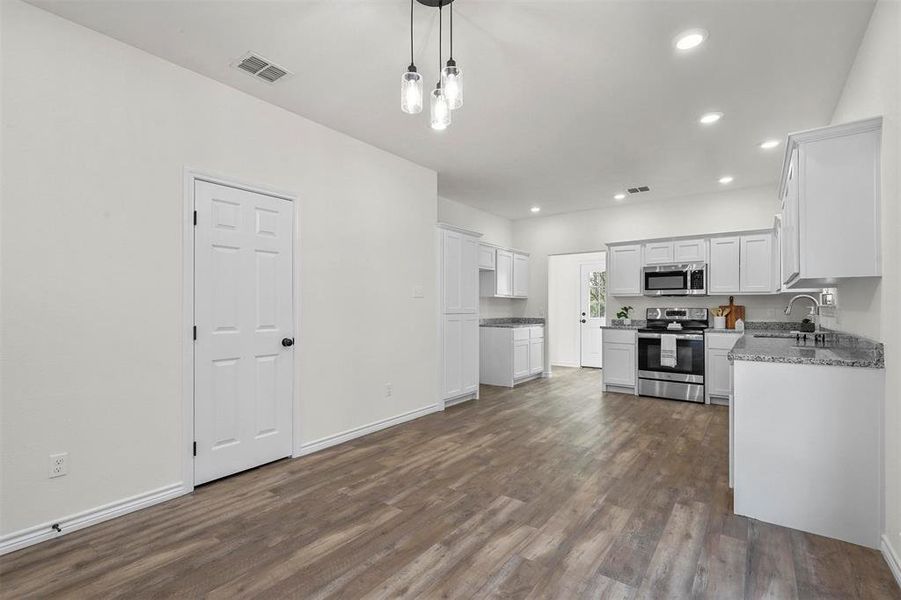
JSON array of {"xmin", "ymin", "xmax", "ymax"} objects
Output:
[
  {"xmin": 883, "ymin": 534, "xmax": 901, "ymax": 589},
  {"xmin": 0, "ymin": 483, "xmax": 189, "ymax": 556},
  {"xmin": 295, "ymin": 404, "xmax": 441, "ymax": 457}
]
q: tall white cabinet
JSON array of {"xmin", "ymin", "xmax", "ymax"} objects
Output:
[{"xmin": 439, "ymin": 224, "xmax": 481, "ymax": 405}]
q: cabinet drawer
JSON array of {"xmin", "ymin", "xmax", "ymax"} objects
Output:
[
  {"xmin": 513, "ymin": 327, "xmax": 530, "ymax": 341},
  {"xmin": 530, "ymin": 326, "xmax": 544, "ymax": 339},
  {"xmin": 603, "ymin": 329, "xmax": 635, "ymax": 345}
]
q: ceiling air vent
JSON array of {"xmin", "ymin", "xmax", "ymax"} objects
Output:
[
  {"xmin": 233, "ymin": 53, "xmax": 291, "ymax": 84},
  {"xmin": 627, "ymin": 186, "xmax": 651, "ymax": 194}
]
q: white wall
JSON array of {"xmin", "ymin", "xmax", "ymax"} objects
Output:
[
  {"xmin": 548, "ymin": 252, "xmax": 605, "ymax": 367},
  {"xmin": 0, "ymin": 1, "xmax": 438, "ymax": 538},
  {"xmin": 512, "ymin": 185, "xmax": 785, "ymax": 320},
  {"xmin": 826, "ymin": 0, "xmax": 901, "ymax": 571},
  {"xmin": 437, "ymin": 196, "xmax": 522, "ymax": 318}
]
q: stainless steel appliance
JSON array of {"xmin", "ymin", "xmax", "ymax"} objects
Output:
[
  {"xmin": 637, "ymin": 308, "xmax": 708, "ymax": 403},
  {"xmin": 642, "ymin": 263, "xmax": 707, "ymax": 296}
]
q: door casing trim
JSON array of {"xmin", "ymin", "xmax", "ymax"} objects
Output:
[{"xmin": 182, "ymin": 168, "xmax": 300, "ymax": 490}]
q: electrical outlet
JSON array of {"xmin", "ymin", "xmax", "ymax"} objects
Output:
[
  {"xmin": 49, "ymin": 453, "xmax": 68, "ymax": 478},
  {"xmin": 385, "ymin": 383, "xmax": 392, "ymax": 397},
  {"xmin": 412, "ymin": 285, "xmax": 424, "ymax": 298}
]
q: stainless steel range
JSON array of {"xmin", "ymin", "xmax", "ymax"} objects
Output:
[{"xmin": 637, "ymin": 307, "xmax": 709, "ymax": 403}]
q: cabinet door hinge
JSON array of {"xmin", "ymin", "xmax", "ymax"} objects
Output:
[{"xmin": 193, "ymin": 441, "xmax": 197, "ymax": 457}]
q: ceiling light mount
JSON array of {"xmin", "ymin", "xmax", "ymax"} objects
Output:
[{"xmin": 415, "ymin": 0, "xmax": 454, "ymax": 6}]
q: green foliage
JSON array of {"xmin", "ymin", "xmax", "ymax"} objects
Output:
[{"xmin": 616, "ymin": 306, "xmax": 634, "ymax": 320}]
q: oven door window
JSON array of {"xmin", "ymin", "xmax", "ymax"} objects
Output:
[
  {"xmin": 638, "ymin": 337, "xmax": 704, "ymax": 375},
  {"xmin": 645, "ymin": 271, "xmax": 687, "ymax": 291}
]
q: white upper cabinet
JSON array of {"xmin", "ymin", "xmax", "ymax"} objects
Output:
[
  {"xmin": 495, "ymin": 249, "xmax": 513, "ymax": 296},
  {"xmin": 781, "ymin": 118, "xmax": 882, "ymax": 288},
  {"xmin": 740, "ymin": 233, "xmax": 775, "ymax": 293},
  {"xmin": 513, "ymin": 253, "xmax": 529, "ymax": 297},
  {"xmin": 478, "ymin": 244, "xmax": 496, "ymax": 271},
  {"xmin": 643, "ymin": 242, "xmax": 674, "ymax": 265},
  {"xmin": 674, "ymin": 238, "xmax": 708, "ymax": 264},
  {"xmin": 608, "ymin": 244, "xmax": 643, "ymax": 296},
  {"xmin": 480, "ymin": 248, "xmax": 529, "ymax": 298},
  {"xmin": 708, "ymin": 236, "xmax": 741, "ymax": 294},
  {"xmin": 441, "ymin": 227, "xmax": 480, "ymax": 314}
]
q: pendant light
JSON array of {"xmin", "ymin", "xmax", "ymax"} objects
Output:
[
  {"xmin": 430, "ymin": 3, "xmax": 451, "ymax": 130},
  {"xmin": 441, "ymin": 1, "xmax": 463, "ymax": 109},
  {"xmin": 401, "ymin": 0, "xmax": 462, "ymax": 129},
  {"xmin": 400, "ymin": 0, "xmax": 423, "ymax": 114}
]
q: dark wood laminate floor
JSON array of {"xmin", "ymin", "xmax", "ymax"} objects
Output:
[{"xmin": 2, "ymin": 367, "xmax": 898, "ymax": 599}]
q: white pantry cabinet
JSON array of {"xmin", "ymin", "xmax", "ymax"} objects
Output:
[
  {"xmin": 608, "ymin": 244, "xmax": 642, "ymax": 296},
  {"xmin": 438, "ymin": 223, "xmax": 481, "ymax": 405},
  {"xmin": 478, "ymin": 244, "xmax": 496, "ymax": 271},
  {"xmin": 780, "ymin": 118, "xmax": 882, "ymax": 288},
  {"xmin": 481, "ymin": 325, "xmax": 545, "ymax": 387},
  {"xmin": 441, "ymin": 228, "xmax": 479, "ymax": 314},
  {"xmin": 601, "ymin": 328, "xmax": 636, "ymax": 392}
]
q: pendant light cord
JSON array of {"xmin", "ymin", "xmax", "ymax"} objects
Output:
[
  {"xmin": 409, "ymin": 0, "xmax": 414, "ymax": 68},
  {"xmin": 437, "ymin": 2, "xmax": 443, "ymax": 88},
  {"xmin": 449, "ymin": 1, "xmax": 453, "ymax": 60}
]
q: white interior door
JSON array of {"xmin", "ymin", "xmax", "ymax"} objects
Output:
[
  {"xmin": 194, "ymin": 180, "xmax": 294, "ymax": 485},
  {"xmin": 580, "ymin": 261, "xmax": 606, "ymax": 368}
]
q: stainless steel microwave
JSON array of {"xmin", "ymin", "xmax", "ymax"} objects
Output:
[{"xmin": 642, "ymin": 264, "xmax": 707, "ymax": 296}]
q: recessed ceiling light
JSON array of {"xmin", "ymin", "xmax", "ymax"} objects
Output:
[
  {"xmin": 699, "ymin": 112, "xmax": 723, "ymax": 125},
  {"xmin": 719, "ymin": 175, "xmax": 734, "ymax": 184},
  {"xmin": 614, "ymin": 193, "xmax": 626, "ymax": 201},
  {"xmin": 759, "ymin": 139, "xmax": 780, "ymax": 150},
  {"xmin": 674, "ymin": 29, "xmax": 707, "ymax": 51},
  {"xmin": 530, "ymin": 206, "xmax": 540, "ymax": 213}
]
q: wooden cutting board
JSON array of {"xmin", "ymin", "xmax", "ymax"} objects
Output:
[{"xmin": 720, "ymin": 296, "xmax": 745, "ymax": 329}]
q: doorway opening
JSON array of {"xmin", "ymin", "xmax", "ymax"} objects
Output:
[{"xmin": 547, "ymin": 251, "xmax": 607, "ymax": 370}]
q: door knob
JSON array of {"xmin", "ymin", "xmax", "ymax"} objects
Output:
[
  {"xmin": 580, "ymin": 319, "xmax": 586, "ymax": 323},
  {"xmin": 581, "ymin": 312, "xmax": 586, "ymax": 316},
  {"xmin": 281, "ymin": 337, "xmax": 294, "ymax": 347}
]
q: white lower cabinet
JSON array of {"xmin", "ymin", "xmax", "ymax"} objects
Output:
[
  {"xmin": 705, "ymin": 332, "xmax": 742, "ymax": 405},
  {"xmin": 481, "ymin": 325, "xmax": 544, "ymax": 387},
  {"xmin": 601, "ymin": 329, "xmax": 636, "ymax": 391},
  {"xmin": 442, "ymin": 314, "xmax": 479, "ymax": 401}
]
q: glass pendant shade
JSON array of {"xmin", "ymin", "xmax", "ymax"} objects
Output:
[
  {"xmin": 401, "ymin": 69, "xmax": 423, "ymax": 114},
  {"xmin": 441, "ymin": 62, "xmax": 463, "ymax": 110},
  {"xmin": 430, "ymin": 87, "xmax": 451, "ymax": 130}
]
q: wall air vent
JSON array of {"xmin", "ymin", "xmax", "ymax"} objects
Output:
[
  {"xmin": 232, "ymin": 53, "xmax": 291, "ymax": 84},
  {"xmin": 628, "ymin": 186, "xmax": 651, "ymax": 194}
]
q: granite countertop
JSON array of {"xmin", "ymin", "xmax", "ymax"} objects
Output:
[
  {"xmin": 479, "ymin": 317, "xmax": 545, "ymax": 328},
  {"xmin": 728, "ymin": 330, "xmax": 884, "ymax": 369}
]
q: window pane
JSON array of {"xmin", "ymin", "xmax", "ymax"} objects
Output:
[{"xmin": 590, "ymin": 298, "xmax": 600, "ymax": 318}]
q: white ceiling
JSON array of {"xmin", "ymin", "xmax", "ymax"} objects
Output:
[{"xmin": 30, "ymin": 0, "xmax": 874, "ymax": 219}]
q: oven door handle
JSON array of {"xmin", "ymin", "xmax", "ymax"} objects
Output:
[{"xmin": 638, "ymin": 332, "xmax": 704, "ymax": 341}]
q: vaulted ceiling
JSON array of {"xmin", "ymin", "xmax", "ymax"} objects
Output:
[{"xmin": 31, "ymin": 0, "xmax": 874, "ymax": 218}]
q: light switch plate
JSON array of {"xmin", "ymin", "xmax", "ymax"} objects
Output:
[{"xmin": 412, "ymin": 285, "xmax": 424, "ymax": 298}]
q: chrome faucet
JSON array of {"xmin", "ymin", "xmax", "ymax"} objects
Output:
[{"xmin": 784, "ymin": 294, "xmax": 822, "ymax": 332}]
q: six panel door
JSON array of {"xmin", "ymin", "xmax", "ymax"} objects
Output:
[{"xmin": 194, "ymin": 180, "xmax": 294, "ymax": 485}]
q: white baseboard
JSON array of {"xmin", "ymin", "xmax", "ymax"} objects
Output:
[
  {"xmin": 0, "ymin": 482, "xmax": 189, "ymax": 556},
  {"xmin": 551, "ymin": 361, "xmax": 580, "ymax": 368},
  {"xmin": 882, "ymin": 534, "xmax": 901, "ymax": 589},
  {"xmin": 294, "ymin": 403, "xmax": 441, "ymax": 457}
]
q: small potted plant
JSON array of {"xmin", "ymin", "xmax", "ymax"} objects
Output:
[{"xmin": 616, "ymin": 306, "xmax": 634, "ymax": 326}]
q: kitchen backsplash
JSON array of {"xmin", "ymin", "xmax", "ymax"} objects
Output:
[{"xmin": 607, "ymin": 293, "xmax": 811, "ymax": 322}]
